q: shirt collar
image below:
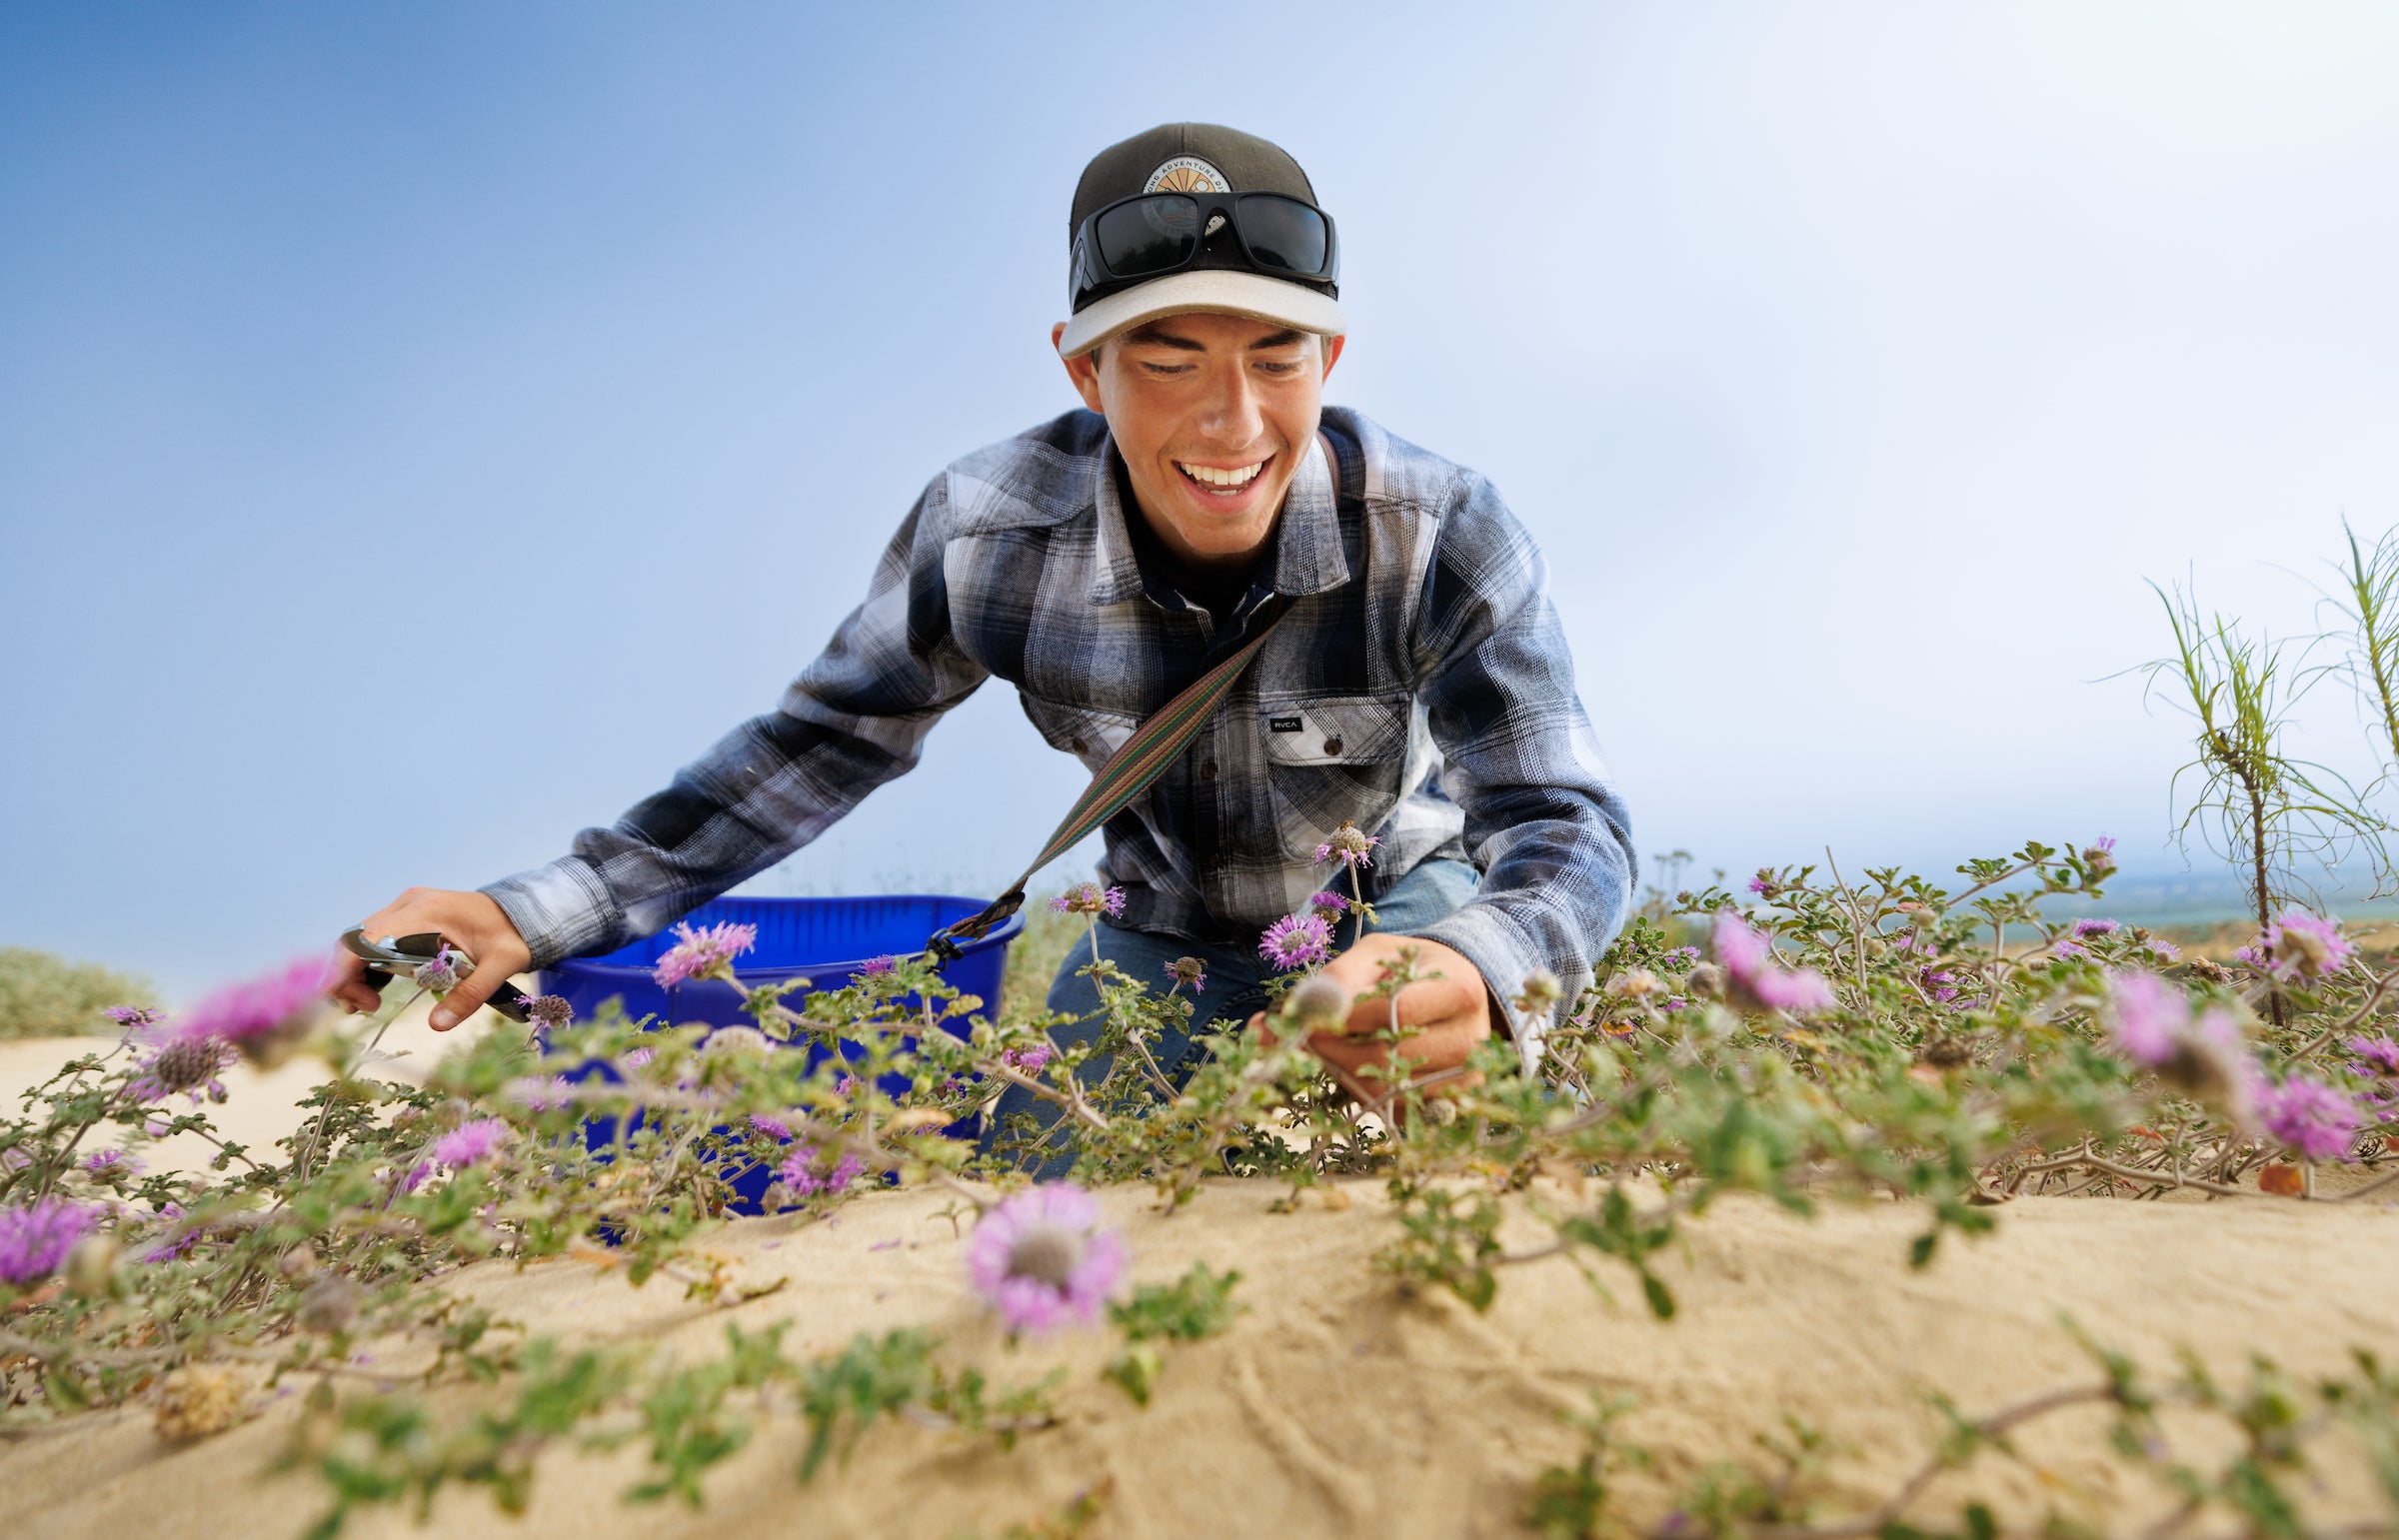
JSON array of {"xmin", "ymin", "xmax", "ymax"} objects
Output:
[{"xmin": 1089, "ymin": 431, "xmax": 1350, "ymax": 607}]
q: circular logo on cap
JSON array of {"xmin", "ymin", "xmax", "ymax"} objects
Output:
[{"xmin": 1144, "ymin": 156, "xmax": 1229, "ymax": 195}]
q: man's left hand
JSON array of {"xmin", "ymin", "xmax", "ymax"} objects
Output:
[{"xmin": 1247, "ymin": 931, "xmax": 1493, "ymax": 1101}]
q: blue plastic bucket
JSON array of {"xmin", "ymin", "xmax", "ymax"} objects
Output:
[{"xmin": 538, "ymin": 893, "xmax": 1022, "ymax": 1212}]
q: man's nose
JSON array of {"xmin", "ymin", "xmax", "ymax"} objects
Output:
[{"xmin": 1195, "ymin": 362, "xmax": 1265, "ymax": 448}]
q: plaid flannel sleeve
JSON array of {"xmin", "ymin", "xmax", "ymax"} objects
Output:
[
  {"xmin": 1395, "ymin": 472, "xmax": 1636, "ymax": 1067},
  {"xmin": 482, "ymin": 481, "xmax": 988, "ymax": 967}
]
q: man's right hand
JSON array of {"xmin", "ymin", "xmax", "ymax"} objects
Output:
[{"xmin": 329, "ymin": 888, "xmax": 534, "ymax": 1031}]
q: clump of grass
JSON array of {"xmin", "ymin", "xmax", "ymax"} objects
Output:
[{"xmin": 0, "ymin": 946, "xmax": 155, "ymax": 1039}]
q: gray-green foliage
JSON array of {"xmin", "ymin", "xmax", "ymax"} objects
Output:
[{"xmin": 0, "ymin": 945, "xmax": 154, "ymax": 1039}]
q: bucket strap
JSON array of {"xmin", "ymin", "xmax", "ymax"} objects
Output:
[{"xmin": 926, "ymin": 593, "xmax": 1295, "ymax": 962}]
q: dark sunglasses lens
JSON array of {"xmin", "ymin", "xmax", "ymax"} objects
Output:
[
  {"xmin": 1095, "ymin": 196, "xmax": 1200, "ymax": 278},
  {"xmin": 1237, "ymin": 196, "xmax": 1329, "ymax": 275}
]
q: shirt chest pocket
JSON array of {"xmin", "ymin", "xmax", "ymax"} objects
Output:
[{"xmin": 1257, "ymin": 695, "xmax": 1411, "ymax": 768}]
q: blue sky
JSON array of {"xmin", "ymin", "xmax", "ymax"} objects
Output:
[{"xmin": 7, "ymin": 5, "xmax": 2399, "ymax": 995}]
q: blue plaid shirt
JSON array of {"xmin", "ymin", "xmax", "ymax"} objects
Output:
[{"xmin": 485, "ymin": 408, "xmax": 1634, "ymax": 1053}]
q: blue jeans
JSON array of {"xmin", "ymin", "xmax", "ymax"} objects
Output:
[{"xmin": 984, "ymin": 857, "xmax": 1479, "ymax": 1165}]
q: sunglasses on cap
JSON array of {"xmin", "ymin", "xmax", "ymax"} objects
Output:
[{"xmin": 1070, "ymin": 191, "xmax": 1339, "ymax": 309}]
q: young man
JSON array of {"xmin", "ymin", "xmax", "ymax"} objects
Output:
[{"xmin": 328, "ymin": 123, "xmax": 1633, "ymax": 1100}]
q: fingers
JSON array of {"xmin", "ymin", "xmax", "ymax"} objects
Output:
[{"xmin": 331, "ymin": 887, "xmax": 533, "ymax": 1032}]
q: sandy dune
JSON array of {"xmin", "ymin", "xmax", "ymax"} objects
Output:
[{"xmin": 6, "ymin": 1173, "xmax": 2396, "ymax": 1539}]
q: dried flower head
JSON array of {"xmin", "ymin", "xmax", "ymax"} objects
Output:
[
  {"xmin": 964, "ymin": 1183, "xmax": 1127, "ymax": 1335},
  {"xmin": 1512, "ymin": 967, "xmax": 1565, "ymax": 1016},
  {"xmin": 523, "ymin": 993, "xmax": 573, "ymax": 1031},
  {"xmin": 1258, "ymin": 912, "xmax": 1334, "ymax": 971},
  {"xmin": 2083, "ymin": 835, "xmax": 2118, "ymax": 878},
  {"xmin": 1711, "ymin": 913, "xmax": 1835, "ymax": 1014},
  {"xmin": 1052, "ymin": 882, "xmax": 1128, "ymax": 918},
  {"xmin": 1603, "ymin": 968, "xmax": 1663, "ymax": 1000},
  {"xmin": 1163, "ymin": 956, "xmax": 1208, "ymax": 992},
  {"xmin": 0, "ymin": 1198, "xmax": 95, "ymax": 1286},
  {"xmin": 153, "ymin": 1364, "xmax": 249, "ymax": 1441},
  {"xmin": 1280, "ymin": 973, "xmax": 1352, "ymax": 1029},
  {"xmin": 129, "ymin": 1035, "xmax": 234, "ymax": 1105},
  {"xmin": 1313, "ymin": 820, "xmax": 1379, "ymax": 868},
  {"xmin": 432, "ymin": 1117, "xmax": 510, "ymax": 1168}
]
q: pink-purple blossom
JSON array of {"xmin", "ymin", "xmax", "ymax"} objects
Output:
[
  {"xmin": 432, "ymin": 1117, "xmax": 510, "ymax": 1168},
  {"xmin": 505, "ymin": 1074, "xmax": 576, "ymax": 1111},
  {"xmin": 1258, "ymin": 912, "xmax": 1334, "ymax": 971},
  {"xmin": 2049, "ymin": 939, "xmax": 2089, "ymax": 962},
  {"xmin": 102, "ymin": 1005, "xmax": 163, "ymax": 1033},
  {"xmin": 1164, "ymin": 956, "xmax": 1208, "ymax": 992},
  {"xmin": 2255, "ymin": 1075, "xmax": 2361, "ymax": 1163},
  {"xmin": 2245, "ymin": 912, "xmax": 2357, "ymax": 982},
  {"xmin": 413, "ymin": 944, "xmax": 461, "ymax": 992},
  {"xmin": 858, "ymin": 955, "xmax": 897, "ymax": 977},
  {"xmin": 1051, "ymin": 883, "xmax": 1127, "ymax": 918},
  {"xmin": 1306, "ymin": 891, "xmax": 1350, "ymax": 920},
  {"xmin": 1711, "ymin": 913, "xmax": 1835, "ymax": 1014},
  {"xmin": 1001, "ymin": 1044, "xmax": 1055, "ymax": 1074},
  {"xmin": 2144, "ymin": 937, "xmax": 2182, "ymax": 962},
  {"xmin": 778, "ymin": 1144, "xmax": 866, "ymax": 1198},
  {"xmin": 2073, "ymin": 918, "xmax": 2119, "ymax": 938},
  {"xmin": 652, "ymin": 920, "xmax": 758, "ymax": 988},
  {"xmin": 2348, "ymin": 1033, "xmax": 2399, "ymax": 1076},
  {"xmin": 2102, "ymin": 970, "xmax": 2259, "ymax": 1124},
  {"xmin": 0, "ymin": 1199, "xmax": 95, "ymax": 1286},
  {"xmin": 751, "ymin": 1114, "xmax": 793, "ymax": 1141},
  {"xmin": 178, "ymin": 954, "xmax": 333, "ymax": 1045},
  {"xmin": 82, "ymin": 1149, "xmax": 139, "ymax": 1175},
  {"xmin": 963, "ymin": 1182, "xmax": 1127, "ymax": 1335},
  {"xmin": 620, "ymin": 1046, "xmax": 657, "ymax": 1071}
]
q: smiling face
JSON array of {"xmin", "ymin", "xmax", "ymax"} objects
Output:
[{"xmin": 1055, "ymin": 312, "xmax": 1345, "ymax": 573}]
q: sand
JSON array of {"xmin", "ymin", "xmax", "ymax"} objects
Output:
[{"xmin": 7, "ymin": 1026, "xmax": 2399, "ymax": 1538}]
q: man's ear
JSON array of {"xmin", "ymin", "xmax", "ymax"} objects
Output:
[
  {"xmin": 1053, "ymin": 322, "xmax": 1107, "ymax": 413},
  {"xmin": 1320, "ymin": 332, "xmax": 1346, "ymax": 382}
]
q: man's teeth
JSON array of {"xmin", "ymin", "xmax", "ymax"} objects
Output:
[{"xmin": 1177, "ymin": 459, "xmax": 1264, "ymax": 489}]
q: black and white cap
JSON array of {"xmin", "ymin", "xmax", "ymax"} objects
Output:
[{"xmin": 1058, "ymin": 122, "xmax": 1345, "ymax": 359}]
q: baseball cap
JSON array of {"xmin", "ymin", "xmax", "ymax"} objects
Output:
[{"xmin": 1058, "ymin": 123, "xmax": 1346, "ymax": 359}]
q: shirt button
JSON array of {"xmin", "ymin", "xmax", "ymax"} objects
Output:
[
  {"xmin": 1200, "ymin": 760, "xmax": 1218, "ymax": 781},
  {"xmin": 1321, "ymin": 737, "xmax": 1343, "ymax": 756}
]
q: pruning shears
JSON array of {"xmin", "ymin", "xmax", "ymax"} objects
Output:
[{"xmin": 341, "ymin": 927, "xmax": 533, "ymax": 1023}]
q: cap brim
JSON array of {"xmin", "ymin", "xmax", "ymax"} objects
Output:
[{"xmin": 1057, "ymin": 270, "xmax": 1346, "ymax": 358}]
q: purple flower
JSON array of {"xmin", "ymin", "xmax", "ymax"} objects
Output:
[
  {"xmin": 505, "ymin": 1074, "xmax": 576, "ymax": 1111},
  {"xmin": 778, "ymin": 1144, "xmax": 866, "ymax": 1198},
  {"xmin": 1002, "ymin": 1043, "xmax": 1055, "ymax": 1074},
  {"xmin": 395, "ymin": 1160, "xmax": 432, "ymax": 1196},
  {"xmin": 1051, "ymin": 883, "xmax": 1127, "ymax": 918},
  {"xmin": 2083, "ymin": 836, "xmax": 2118, "ymax": 877},
  {"xmin": 652, "ymin": 920, "xmax": 758, "ymax": 989},
  {"xmin": 2073, "ymin": 918, "xmax": 2119, "ymax": 938},
  {"xmin": 2347, "ymin": 1033, "xmax": 2399, "ymax": 1076},
  {"xmin": 1313, "ymin": 821, "xmax": 1379, "ymax": 868},
  {"xmin": 1664, "ymin": 946, "xmax": 1699, "ymax": 965},
  {"xmin": 82, "ymin": 1149, "xmax": 140, "ymax": 1175},
  {"xmin": 858, "ymin": 955, "xmax": 897, "ymax": 977},
  {"xmin": 0, "ymin": 1199, "xmax": 95, "ymax": 1286},
  {"xmin": 2102, "ymin": 970, "xmax": 2258, "ymax": 1123},
  {"xmin": 963, "ymin": 1183, "xmax": 1128, "ymax": 1335},
  {"xmin": 178, "ymin": 954, "xmax": 333, "ymax": 1046},
  {"xmin": 2246, "ymin": 912, "xmax": 2356, "ymax": 982},
  {"xmin": 138, "ymin": 1204, "xmax": 197, "ymax": 1264},
  {"xmin": 412, "ymin": 944, "xmax": 461, "ymax": 992},
  {"xmin": 1745, "ymin": 875, "xmax": 1770, "ymax": 896},
  {"xmin": 1258, "ymin": 912, "xmax": 1334, "ymax": 971},
  {"xmin": 1164, "ymin": 956, "xmax": 1208, "ymax": 993},
  {"xmin": 431, "ymin": 1117, "xmax": 510, "ymax": 1168},
  {"xmin": 2144, "ymin": 937, "xmax": 2182, "ymax": 962},
  {"xmin": 523, "ymin": 994, "xmax": 573, "ymax": 1031},
  {"xmin": 1712, "ymin": 913, "xmax": 1835, "ymax": 1014},
  {"xmin": 750, "ymin": 1114, "xmax": 793, "ymax": 1141},
  {"xmin": 2256, "ymin": 1075, "xmax": 2361, "ymax": 1163},
  {"xmin": 1306, "ymin": 890, "xmax": 1350, "ymax": 920},
  {"xmin": 620, "ymin": 1045, "xmax": 657, "ymax": 1071},
  {"xmin": 2049, "ymin": 939, "xmax": 2089, "ymax": 962},
  {"xmin": 129, "ymin": 1035, "xmax": 234, "ymax": 1105},
  {"xmin": 102, "ymin": 1005, "xmax": 163, "ymax": 1033}
]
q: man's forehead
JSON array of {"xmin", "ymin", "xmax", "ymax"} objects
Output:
[{"xmin": 1118, "ymin": 314, "xmax": 1314, "ymax": 351}]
